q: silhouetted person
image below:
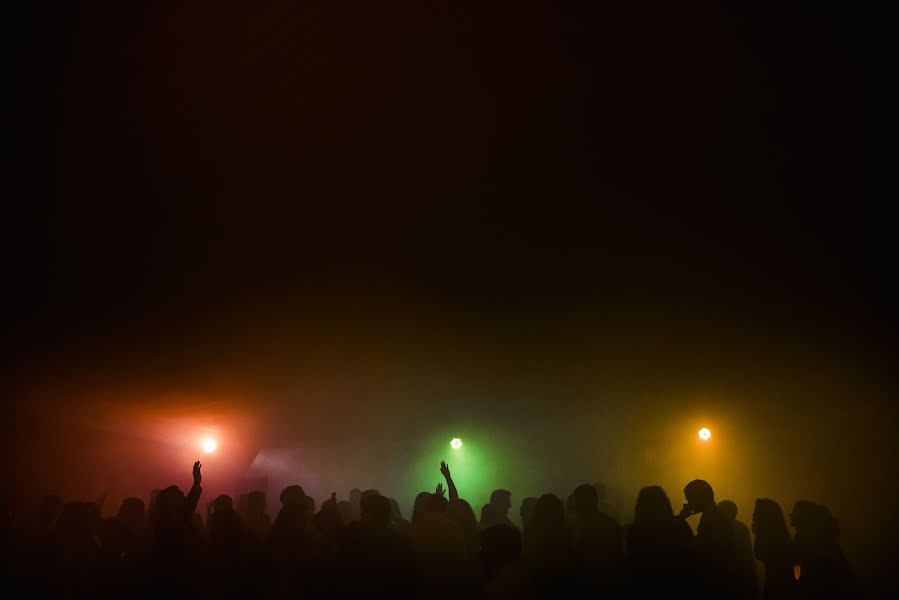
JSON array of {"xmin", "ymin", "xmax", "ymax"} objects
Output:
[
  {"xmin": 388, "ymin": 497, "xmax": 411, "ymax": 534},
  {"xmin": 279, "ymin": 484, "xmax": 305, "ymax": 508},
  {"xmin": 48, "ymin": 500, "xmax": 103, "ymax": 596},
  {"xmin": 149, "ymin": 461, "xmax": 204, "ymax": 595},
  {"xmin": 520, "ymin": 496, "xmax": 538, "ymax": 534},
  {"xmin": 592, "ymin": 482, "xmax": 621, "ymax": 522},
  {"xmin": 447, "ymin": 497, "xmax": 480, "ymax": 560},
  {"xmin": 791, "ymin": 501, "xmax": 856, "ymax": 599},
  {"xmin": 522, "ymin": 493, "xmax": 572, "ymax": 597},
  {"xmin": 490, "ymin": 490, "xmax": 514, "ymax": 527},
  {"xmin": 753, "ymin": 498, "xmax": 797, "ymax": 600},
  {"xmin": 480, "ymin": 502, "xmax": 498, "ymax": 531},
  {"xmin": 268, "ymin": 484, "xmax": 333, "ymax": 596},
  {"xmin": 100, "ymin": 497, "xmax": 153, "ymax": 594},
  {"xmin": 626, "ymin": 485, "xmax": 693, "ymax": 598},
  {"xmin": 719, "ymin": 499, "xmax": 759, "ymax": 600},
  {"xmin": 481, "ymin": 524, "xmax": 532, "ymax": 599},
  {"xmin": 570, "ymin": 483, "xmax": 623, "ymax": 597},
  {"xmin": 337, "ymin": 492, "xmax": 415, "ymax": 596},
  {"xmin": 412, "ymin": 490, "xmax": 432, "ymax": 526},
  {"xmin": 245, "ymin": 490, "xmax": 271, "ymax": 542},
  {"xmin": 337, "ymin": 500, "xmax": 352, "ymax": 525},
  {"xmin": 409, "ymin": 484, "xmax": 467, "ymax": 596},
  {"xmin": 348, "ymin": 488, "xmax": 362, "ymax": 522},
  {"xmin": 207, "ymin": 494, "xmax": 253, "ymax": 597},
  {"xmin": 680, "ymin": 479, "xmax": 737, "ymax": 596},
  {"xmin": 24, "ymin": 493, "xmax": 63, "ymax": 587},
  {"xmin": 313, "ymin": 491, "xmax": 345, "ymax": 543},
  {"xmin": 481, "ymin": 489, "xmax": 513, "ymax": 529}
]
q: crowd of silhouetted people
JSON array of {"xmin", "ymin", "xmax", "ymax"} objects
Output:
[{"xmin": 0, "ymin": 459, "xmax": 857, "ymax": 598}]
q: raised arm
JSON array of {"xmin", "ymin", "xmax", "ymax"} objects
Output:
[
  {"xmin": 186, "ymin": 460, "xmax": 203, "ymax": 513},
  {"xmin": 440, "ymin": 461, "xmax": 458, "ymax": 501}
]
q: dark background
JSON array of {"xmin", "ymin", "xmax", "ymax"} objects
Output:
[{"xmin": 3, "ymin": 1, "xmax": 896, "ymax": 594}]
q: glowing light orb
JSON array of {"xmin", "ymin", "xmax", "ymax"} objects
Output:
[
  {"xmin": 450, "ymin": 437, "xmax": 463, "ymax": 449},
  {"xmin": 698, "ymin": 427, "xmax": 711, "ymax": 441},
  {"xmin": 202, "ymin": 438, "xmax": 217, "ymax": 453}
]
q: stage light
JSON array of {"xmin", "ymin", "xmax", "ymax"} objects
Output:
[
  {"xmin": 450, "ymin": 437, "xmax": 463, "ymax": 449},
  {"xmin": 202, "ymin": 438, "xmax": 217, "ymax": 453},
  {"xmin": 698, "ymin": 427, "xmax": 711, "ymax": 441}
]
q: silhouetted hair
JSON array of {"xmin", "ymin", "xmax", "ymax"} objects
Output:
[
  {"xmin": 572, "ymin": 483, "xmax": 598, "ymax": 516},
  {"xmin": 718, "ymin": 499, "xmax": 738, "ymax": 521},
  {"xmin": 490, "ymin": 489, "xmax": 512, "ymax": 505},
  {"xmin": 752, "ymin": 498, "xmax": 792, "ymax": 561},
  {"xmin": 684, "ymin": 479, "xmax": 714, "ymax": 507},
  {"xmin": 361, "ymin": 493, "xmax": 391, "ymax": 528},
  {"xmin": 279, "ymin": 485, "xmax": 305, "ymax": 507},
  {"xmin": 481, "ymin": 524, "xmax": 522, "ymax": 575},
  {"xmin": 412, "ymin": 491, "xmax": 432, "ymax": 525},
  {"xmin": 533, "ymin": 493, "xmax": 565, "ymax": 528},
  {"xmin": 634, "ymin": 486, "xmax": 674, "ymax": 525},
  {"xmin": 118, "ymin": 497, "xmax": 145, "ymax": 520},
  {"xmin": 212, "ymin": 495, "xmax": 233, "ymax": 513}
]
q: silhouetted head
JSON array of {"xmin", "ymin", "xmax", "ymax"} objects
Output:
[
  {"xmin": 533, "ymin": 494, "xmax": 565, "ymax": 530},
  {"xmin": 490, "ymin": 489, "xmax": 512, "ymax": 515},
  {"xmin": 332, "ymin": 500, "xmax": 349, "ymax": 522},
  {"xmin": 718, "ymin": 500, "xmax": 738, "ymax": 521},
  {"xmin": 349, "ymin": 488, "xmax": 362, "ymax": 520},
  {"xmin": 683, "ymin": 479, "xmax": 715, "ymax": 513},
  {"xmin": 279, "ymin": 485, "xmax": 305, "ymax": 507},
  {"xmin": 118, "ymin": 497, "xmax": 145, "ymax": 521},
  {"xmin": 572, "ymin": 484, "xmax": 599, "ymax": 517},
  {"xmin": 480, "ymin": 502, "xmax": 498, "ymax": 528},
  {"xmin": 361, "ymin": 493, "xmax": 391, "ymax": 529},
  {"xmin": 447, "ymin": 498, "xmax": 478, "ymax": 534},
  {"xmin": 811, "ymin": 504, "xmax": 840, "ymax": 541},
  {"xmin": 412, "ymin": 491, "xmax": 432, "ymax": 525},
  {"xmin": 303, "ymin": 495, "xmax": 315, "ymax": 515},
  {"xmin": 155, "ymin": 485, "xmax": 187, "ymax": 519},
  {"xmin": 480, "ymin": 524, "xmax": 522, "ymax": 576},
  {"xmin": 248, "ymin": 491, "xmax": 266, "ymax": 515},
  {"xmin": 752, "ymin": 499, "xmax": 788, "ymax": 537},
  {"xmin": 520, "ymin": 497, "xmax": 538, "ymax": 529},
  {"xmin": 213, "ymin": 495, "xmax": 233, "ymax": 514},
  {"xmin": 149, "ymin": 489, "xmax": 162, "ymax": 511},
  {"xmin": 322, "ymin": 492, "xmax": 338, "ymax": 514},
  {"xmin": 388, "ymin": 497, "xmax": 404, "ymax": 521},
  {"xmin": 425, "ymin": 492, "xmax": 448, "ymax": 515},
  {"xmin": 634, "ymin": 485, "xmax": 674, "ymax": 525},
  {"xmin": 790, "ymin": 500, "xmax": 817, "ymax": 530}
]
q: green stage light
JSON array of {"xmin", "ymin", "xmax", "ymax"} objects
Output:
[{"xmin": 450, "ymin": 437, "xmax": 463, "ymax": 449}]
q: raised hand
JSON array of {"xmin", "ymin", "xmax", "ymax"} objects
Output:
[
  {"xmin": 435, "ymin": 482, "xmax": 446, "ymax": 497},
  {"xmin": 440, "ymin": 460, "xmax": 459, "ymax": 500},
  {"xmin": 193, "ymin": 461, "xmax": 202, "ymax": 485}
]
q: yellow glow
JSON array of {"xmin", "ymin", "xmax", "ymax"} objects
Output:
[
  {"xmin": 202, "ymin": 438, "xmax": 217, "ymax": 453},
  {"xmin": 698, "ymin": 427, "xmax": 711, "ymax": 441}
]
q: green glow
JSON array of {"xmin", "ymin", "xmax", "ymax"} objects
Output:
[
  {"xmin": 407, "ymin": 430, "xmax": 501, "ymax": 516},
  {"xmin": 451, "ymin": 437, "xmax": 463, "ymax": 449}
]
